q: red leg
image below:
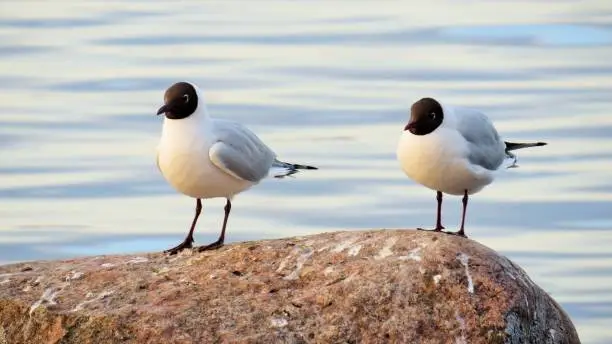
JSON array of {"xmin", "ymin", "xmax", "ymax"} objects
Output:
[
  {"xmin": 165, "ymin": 198, "xmax": 202, "ymax": 255},
  {"xmin": 417, "ymin": 191, "xmax": 445, "ymax": 232},
  {"xmin": 197, "ymin": 198, "xmax": 231, "ymax": 252},
  {"xmin": 446, "ymin": 190, "xmax": 468, "ymax": 238}
]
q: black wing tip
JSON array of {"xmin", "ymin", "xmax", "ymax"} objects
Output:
[
  {"xmin": 291, "ymin": 164, "xmax": 318, "ymax": 171},
  {"xmin": 282, "ymin": 161, "xmax": 318, "ymax": 171},
  {"xmin": 505, "ymin": 141, "xmax": 548, "ymax": 151},
  {"xmin": 274, "ymin": 161, "xmax": 319, "ymax": 178},
  {"xmin": 273, "ymin": 163, "xmax": 317, "ymax": 179}
]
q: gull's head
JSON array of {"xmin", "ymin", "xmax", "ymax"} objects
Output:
[
  {"xmin": 156, "ymin": 81, "xmax": 200, "ymax": 120},
  {"xmin": 404, "ymin": 97, "xmax": 444, "ymax": 136}
]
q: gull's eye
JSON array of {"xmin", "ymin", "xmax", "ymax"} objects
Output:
[
  {"xmin": 182, "ymin": 94, "xmax": 189, "ymax": 103},
  {"xmin": 428, "ymin": 112, "xmax": 436, "ymax": 120}
]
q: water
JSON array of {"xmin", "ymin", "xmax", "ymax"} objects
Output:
[{"xmin": 1, "ymin": 1, "xmax": 611, "ymax": 342}]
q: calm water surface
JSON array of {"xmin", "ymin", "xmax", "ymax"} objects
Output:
[{"xmin": 1, "ymin": 1, "xmax": 611, "ymax": 342}]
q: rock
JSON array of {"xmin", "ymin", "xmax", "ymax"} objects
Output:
[{"xmin": 0, "ymin": 230, "xmax": 580, "ymax": 344}]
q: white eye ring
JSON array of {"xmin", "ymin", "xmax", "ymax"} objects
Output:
[
  {"xmin": 182, "ymin": 94, "xmax": 189, "ymax": 103},
  {"xmin": 428, "ymin": 112, "xmax": 436, "ymax": 120}
]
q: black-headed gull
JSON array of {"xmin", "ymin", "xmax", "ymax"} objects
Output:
[
  {"xmin": 156, "ymin": 81, "xmax": 317, "ymax": 254},
  {"xmin": 397, "ymin": 97, "xmax": 546, "ymax": 237}
]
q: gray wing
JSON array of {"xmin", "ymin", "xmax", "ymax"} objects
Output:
[
  {"xmin": 454, "ymin": 107, "xmax": 505, "ymax": 171},
  {"xmin": 209, "ymin": 119, "xmax": 276, "ymax": 182}
]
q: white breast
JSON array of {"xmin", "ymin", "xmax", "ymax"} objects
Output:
[
  {"xmin": 157, "ymin": 115, "xmax": 252, "ymax": 199},
  {"xmin": 396, "ymin": 127, "xmax": 495, "ymax": 196}
]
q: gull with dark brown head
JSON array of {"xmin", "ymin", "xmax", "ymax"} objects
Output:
[
  {"xmin": 397, "ymin": 97, "xmax": 546, "ymax": 237},
  {"xmin": 155, "ymin": 81, "xmax": 317, "ymax": 254}
]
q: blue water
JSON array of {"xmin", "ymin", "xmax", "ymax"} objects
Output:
[{"xmin": 0, "ymin": 2, "xmax": 611, "ymax": 342}]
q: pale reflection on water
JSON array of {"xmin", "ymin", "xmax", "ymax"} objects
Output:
[{"xmin": 1, "ymin": 1, "xmax": 611, "ymax": 342}]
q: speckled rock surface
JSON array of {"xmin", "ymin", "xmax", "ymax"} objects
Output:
[{"xmin": 0, "ymin": 230, "xmax": 579, "ymax": 344}]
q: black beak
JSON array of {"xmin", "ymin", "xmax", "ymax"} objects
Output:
[
  {"xmin": 404, "ymin": 121, "xmax": 416, "ymax": 131},
  {"xmin": 156, "ymin": 104, "xmax": 168, "ymax": 116}
]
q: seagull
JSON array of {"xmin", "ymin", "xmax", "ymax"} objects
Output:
[
  {"xmin": 396, "ymin": 97, "xmax": 546, "ymax": 237},
  {"xmin": 155, "ymin": 81, "xmax": 317, "ymax": 255}
]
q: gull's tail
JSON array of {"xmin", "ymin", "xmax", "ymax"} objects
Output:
[
  {"xmin": 504, "ymin": 141, "xmax": 547, "ymax": 168},
  {"xmin": 270, "ymin": 159, "xmax": 318, "ymax": 179}
]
